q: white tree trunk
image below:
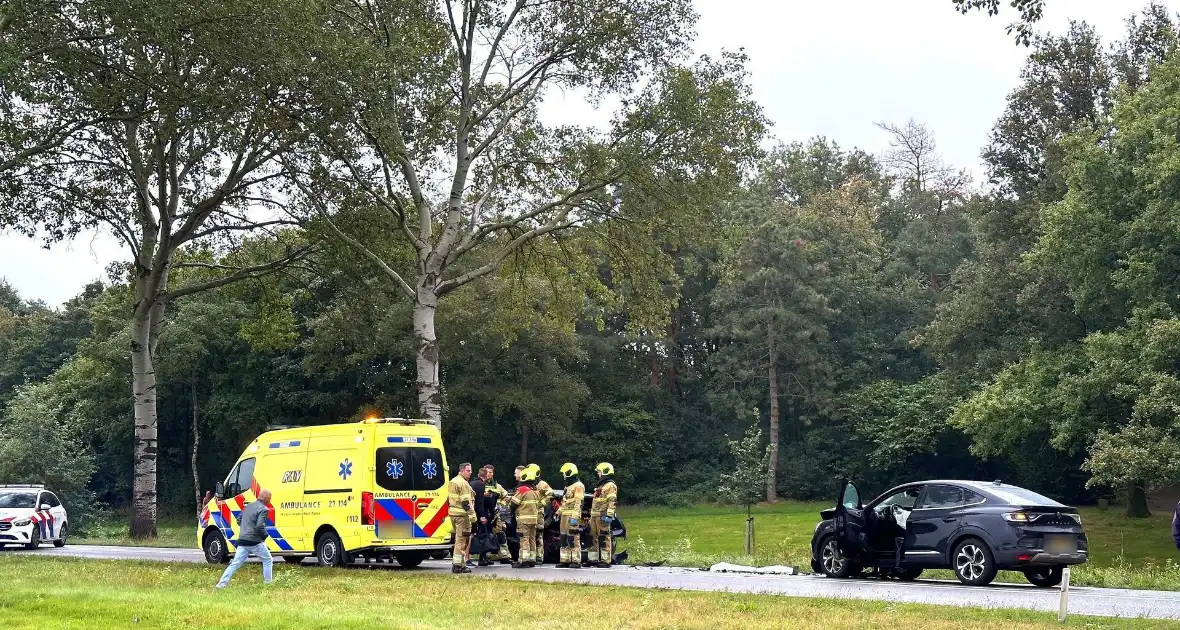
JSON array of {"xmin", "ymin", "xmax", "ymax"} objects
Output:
[
  {"xmin": 413, "ymin": 283, "xmax": 442, "ymax": 427},
  {"xmin": 129, "ymin": 305, "xmax": 158, "ymax": 538}
]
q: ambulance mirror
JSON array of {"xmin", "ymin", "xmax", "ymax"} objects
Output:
[{"xmin": 214, "ymin": 481, "xmax": 226, "ymax": 499}]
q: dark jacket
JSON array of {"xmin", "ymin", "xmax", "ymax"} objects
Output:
[
  {"xmin": 1173, "ymin": 501, "xmax": 1180, "ymax": 552},
  {"xmin": 471, "ymin": 477, "xmax": 489, "ymax": 520},
  {"xmin": 237, "ymin": 501, "xmax": 271, "ymax": 546}
]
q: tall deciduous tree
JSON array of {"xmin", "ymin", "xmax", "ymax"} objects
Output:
[
  {"xmin": 0, "ymin": 0, "xmax": 315, "ymax": 536},
  {"xmin": 290, "ymin": 0, "xmax": 765, "ymax": 426}
]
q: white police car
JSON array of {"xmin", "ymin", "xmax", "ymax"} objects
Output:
[{"xmin": 0, "ymin": 485, "xmax": 69, "ymax": 549}]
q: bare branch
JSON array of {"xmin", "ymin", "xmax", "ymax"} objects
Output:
[{"xmin": 162, "ymin": 245, "xmax": 314, "ymax": 302}]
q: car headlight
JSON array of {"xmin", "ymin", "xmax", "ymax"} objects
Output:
[{"xmin": 13, "ymin": 518, "xmax": 31, "ymax": 527}]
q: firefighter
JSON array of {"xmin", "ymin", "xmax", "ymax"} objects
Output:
[
  {"xmin": 486, "ymin": 467, "xmax": 511, "ymax": 563},
  {"xmin": 510, "ymin": 467, "xmax": 542, "ymax": 568},
  {"xmin": 447, "ymin": 462, "xmax": 478, "ymax": 574},
  {"xmin": 589, "ymin": 462, "xmax": 618, "ymax": 568},
  {"xmin": 526, "ymin": 463, "xmax": 553, "ymax": 565},
  {"xmin": 557, "ymin": 462, "xmax": 585, "ymax": 568}
]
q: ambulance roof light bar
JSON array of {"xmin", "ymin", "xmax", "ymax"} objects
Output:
[{"xmin": 360, "ymin": 417, "xmax": 433, "ymax": 425}]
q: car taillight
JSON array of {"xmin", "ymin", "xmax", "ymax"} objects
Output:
[
  {"xmin": 1002, "ymin": 511, "xmax": 1031, "ymax": 523},
  {"xmin": 361, "ymin": 491, "xmax": 375, "ymax": 526}
]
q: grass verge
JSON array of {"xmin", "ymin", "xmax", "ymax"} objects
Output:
[{"xmin": 0, "ymin": 556, "xmax": 1171, "ymax": 630}]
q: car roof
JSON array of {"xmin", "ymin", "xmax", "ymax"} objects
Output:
[{"xmin": 874, "ymin": 480, "xmax": 1066, "ymax": 507}]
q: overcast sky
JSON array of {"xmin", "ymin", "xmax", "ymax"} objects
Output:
[{"xmin": 2, "ymin": 0, "xmax": 1173, "ymax": 307}]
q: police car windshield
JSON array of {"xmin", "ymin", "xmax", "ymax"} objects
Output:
[{"xmin": 0, "ymin": 492, "xmax": 37, "ymax": 508}]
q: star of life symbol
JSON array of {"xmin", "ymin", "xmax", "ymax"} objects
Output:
[
  {"xmin": 421, "ymin": 458, "xmax": 438, "ymax": 479},
  {"xmin": 386, "ymin": 459, "xmax": 404, "ymax": 479},
  {"xmin": 339, "ymin": 459, "xmax": 353, "ymax": 480}
]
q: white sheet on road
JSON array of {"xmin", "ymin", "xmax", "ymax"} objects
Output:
[{"xmin": 708, "ymin": 562, "xmax": 798, "ymax": 575}]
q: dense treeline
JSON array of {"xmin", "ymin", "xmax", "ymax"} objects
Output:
[{"xmin": 3, "ymin": 2, "xmax": 1180, "ymax": 530}]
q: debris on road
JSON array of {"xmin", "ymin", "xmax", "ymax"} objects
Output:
[{"xmin": 708, "ymin": 562, "xmax": 800, "ymax": 575}]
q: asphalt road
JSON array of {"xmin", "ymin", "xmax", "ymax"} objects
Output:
[{"xmin": 8, "ymin": 544, "xmax": 1180, "ymax": 620}]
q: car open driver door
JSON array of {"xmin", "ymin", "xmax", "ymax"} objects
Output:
[{"xmin": 835, "ymin": 480, "xmax": 868, "ymax": 559}]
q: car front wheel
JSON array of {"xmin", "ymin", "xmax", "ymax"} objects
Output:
[
  {"xmin": 818, "ymin": 536, "xmax": 857, "ymax": 578},
  {"xmin": 952, "ymin": 538, "xmax": 997, "ymax": 586},
  {"xmin": 1024, "ymin": 566, "xmax": 1064, "ymax": 588},
  {"xmin": 24, "ymin": 527, "xmax": 40, "ymax": 550},
  {"xmin": 54, "ymin": 523, "xmax": 68, "ymax": 548}
]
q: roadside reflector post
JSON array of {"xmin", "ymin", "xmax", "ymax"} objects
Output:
[{"xmin": 1058, "ymin": 566, "xmax": 1071, "ymax": 623}]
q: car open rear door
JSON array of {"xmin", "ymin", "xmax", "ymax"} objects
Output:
[{"xmin": 835, "ymin": 480, "xmax": 868, "ymax": 559}]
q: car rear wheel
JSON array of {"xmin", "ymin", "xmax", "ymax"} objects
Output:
[
  {"xmin": 24, "ymin": 527, "xmax": 40, "ymax": 550},
  {"xmin": 394, "ymin": 551, "xmax": 426, "ymax": 568},
  {"xmin": 54, "ymin": 523, "xmax": 68, "ymax": 548},
  {"xmin": 1024, "ymin": 566, "xmax": 1063, "ymax": 588},
  {"xmin": 203, "ymin": 530, "xmax": 230, "ymax": 564},
  {"xmin": 315, "ymin": 531, "xmax": 346, "ymax": 567},
  {"xmin": 818, "ymin": 536, "xmax": 857, "ymax": 578},
  {"xmin": 952, "ymin": 538, "xmax": 997, "ymax": 586}
]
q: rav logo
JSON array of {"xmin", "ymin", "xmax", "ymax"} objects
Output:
[{"xmin": 281, "ymin": 470, "xmax": 303, "ymax": 483}]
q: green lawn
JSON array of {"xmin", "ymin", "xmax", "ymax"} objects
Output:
[
  {"xmin": 79, "ymin": 502, "xmax": 1180, "ymax": 589},
  {"xmin": 0, "ymin": 556, "xmax": 1170, "ymax": 630}
]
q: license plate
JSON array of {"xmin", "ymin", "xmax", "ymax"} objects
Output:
[{"xmin": 1044, "ymin": 535, "xmax": 1077, "ymax": 555}]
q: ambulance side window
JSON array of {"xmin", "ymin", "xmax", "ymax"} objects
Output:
[
  {"xmin": 237, "ymin": 458, "xmax": 257, "ymax": 488},
  {"xmin": 375, "ymin": 447, "xmax": 413, "ymax": 491},
  {"xmin": 410, "ymin": 448, "xmax": 445, "ymax": 490}
]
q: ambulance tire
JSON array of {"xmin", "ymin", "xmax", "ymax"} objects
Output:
[
  {"xmin": 315, "ymin": 531, "xmax": 347, "ymax": 567},
  {"xmin": 203, "ymin": 530, "xmax": 230, "ymax": 564},
  {"xmin": 394, "ymin": 551, "xmax": 426, "ymax": 569}
]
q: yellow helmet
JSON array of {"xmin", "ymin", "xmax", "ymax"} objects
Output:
[
  {"xmin": 596, "ymin": 462, "xmax": 614, "ymax": 476},
  {"xmin": 519, "ymin": 468, "xmax": 537, "ymax": 482},
  {"xmin": 560, "ymin": 463, "xmax": 578, "ymax": 478},
  {"xmin": 526, "ymin": 463, "xmax": 540, "ymax": 476}
]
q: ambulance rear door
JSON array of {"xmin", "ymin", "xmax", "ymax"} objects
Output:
[{"xmin": 372, "ymin": 436, "xmax": 450, "ymax": 543}]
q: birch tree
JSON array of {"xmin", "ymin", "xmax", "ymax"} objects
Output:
[
  {"xmin": 0, "ymin": 0, "xmax": 315, "ymax": 536},
  {"xmin": 291, "ymin": 0, "xmax": 766, "ymax": 426}
]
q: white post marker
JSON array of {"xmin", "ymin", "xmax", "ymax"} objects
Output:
[{"xmin": 1058, "ymin": 566, "xmax": 1071, "ymax": 623}]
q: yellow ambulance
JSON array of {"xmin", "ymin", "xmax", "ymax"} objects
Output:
[{"xmin": 198, "ymin": 418, "xmax": 453, "ymax": 567}]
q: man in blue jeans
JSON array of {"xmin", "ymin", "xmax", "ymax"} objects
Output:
[{"xmin": 215, "ymin": 489, "xmax": 274, "ymax": 588}]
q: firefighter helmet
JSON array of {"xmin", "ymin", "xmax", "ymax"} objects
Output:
[
  {"xmin": 560, "ymin": 462, "xmax": 578, "ymax": 478},
  {"xmin": 596, "ymin": 462, "xmax": 614, "ymax": 476}
]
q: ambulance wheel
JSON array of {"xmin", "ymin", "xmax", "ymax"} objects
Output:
[
  {"xmin": 54, "ymin": 523, "xmax": 68, "ymax": 547},
  {"xmin": 394, "ymin": 551, "xmax": 425, "ymax": 569},
  {"xmin": 315, "ymin": 531, "xmax": 346, "ymax": 567},
  {"xmin": 24, "ymin": 527, "xmax": 40, "ymax": 550},
  {"xmin": 203, "ymin": 530, "xmax": 230, "ymax": 564}
]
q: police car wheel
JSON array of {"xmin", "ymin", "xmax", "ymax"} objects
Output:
[
  {"xmin": 316, "ymin": 532, "xmax": 345, "ymax": 567},
  {"xmin": 54, "ymin": 523, "xmax": 68, "ymax": 548},
  {"xmin": 24, "ymin": 527, "xmax": 40, "ymax": 550},
  {"xmin": 203, "ymin": 530, "xmax": 230, "ymax": 564}
]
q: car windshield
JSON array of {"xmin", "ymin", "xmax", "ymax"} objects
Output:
[
  {"xmin": 986, "ymin": 485, "xmax": 1062, "ymax": 507},
  {"xmin": 0, "ymin": 492, "xmax": 37, "ymax": 508},
  {"xmin": 875, "ymin": 488, "xmax": 920, "ymax": 509}
]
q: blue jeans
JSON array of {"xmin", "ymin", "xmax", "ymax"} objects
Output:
[{"xmin": 215, "ymin": 542, "xmax": 273, "ymax": 588}]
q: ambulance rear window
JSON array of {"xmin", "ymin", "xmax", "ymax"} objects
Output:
[{"xmin": 375, "ymin": 447, "xmax": 445, "ymax": 491}]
